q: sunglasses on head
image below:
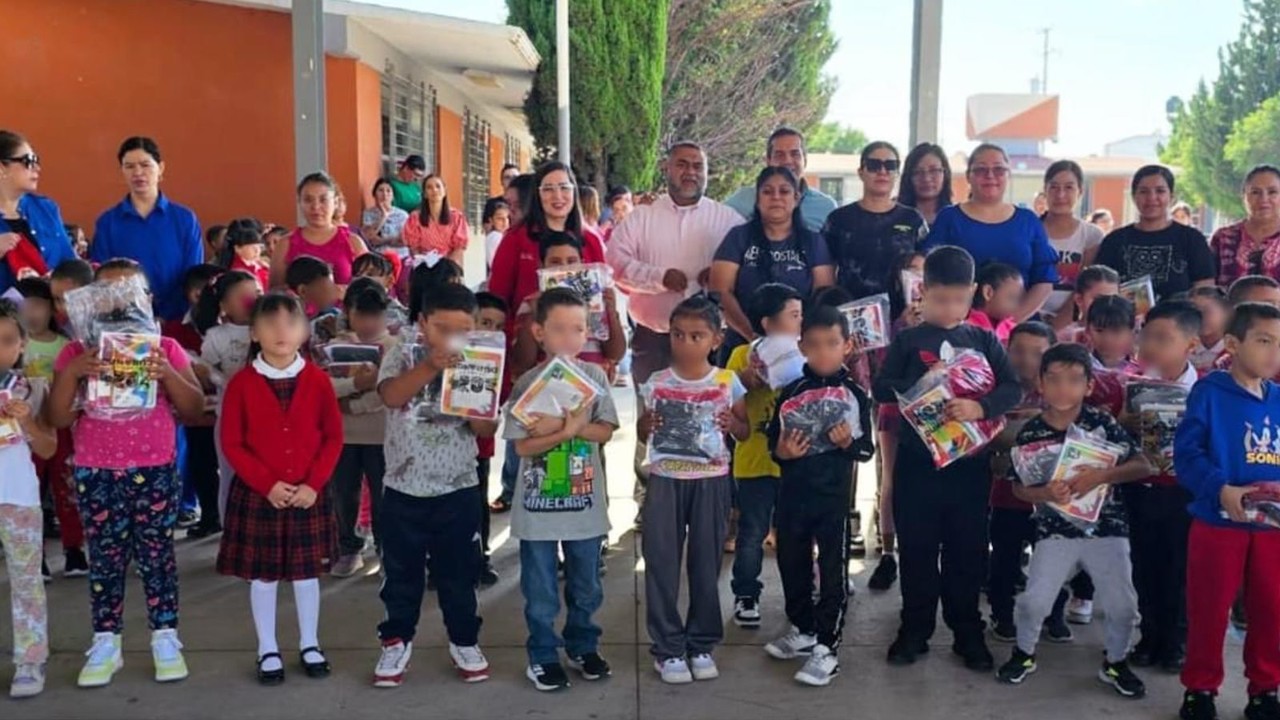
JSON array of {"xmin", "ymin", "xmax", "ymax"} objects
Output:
[
  {"xmin": 863, "ymin": 158, "xmax": 900, "ymax": 174},
  {"xmin": 2, "ymin": 154, "xmax": 39, "ymax": 170}
]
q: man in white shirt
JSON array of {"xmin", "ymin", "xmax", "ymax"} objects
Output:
[
  {"xmin": 723, "ymin": 127, "xmax": 837, "ymax": 233},
  {"xmin": 607, "ymin": 142, "xmax": 743, "ymax": 506}
]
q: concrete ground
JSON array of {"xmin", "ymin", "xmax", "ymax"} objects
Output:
[{"xmin": 0, "ymin": 387, "xmax": 1250, "ymax": 719}]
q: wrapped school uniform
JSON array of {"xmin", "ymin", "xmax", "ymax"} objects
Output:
[
  {"xmin": 63, "ymin": 275, "xmax": 162, "ymax": 421},
  {"xmin": 537, "ymin": 263, "xmax": 613, "ymax": 342},
  {"xmin": 640, "ymin": 369, "xmax": 738, "ymax": 478},
  {"xmin": 509, "ymin": 355, "xmax": 603, "ymax": 426},
  {"xmin": 777, "ymin": 383, "xmax": 865, "ymax": 457},
  {"xmin": 897, "ymin": 347, "xmax": 1006, "ymax": 468},
  {"xmin": 747, "ymin": 336, "xmax": 804, "ymax": 390},
  {"xmin": 838, "ymin": 293, "xmax": 890, "ymax": 352},
  {"xmin": 440, "ymin": 331, "xmax": 506, "ymax": 420},
  {"xmin": 1125, "ymin": 379, "xmax": 1189, "ymax": 475},
  {"xmin": 1011, "ymin": 423, "xmax": 1125, "ymax": 532}
]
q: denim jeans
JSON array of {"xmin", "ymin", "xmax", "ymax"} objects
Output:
[
  {"xmin": 499, "ymin": 440, "xmax": 519, "ymax": 501},
  {"xmin": 520, "ymin": 537, "xmax": 604, "ymax": 665},
  {"xmin": 730, "ymin": 477, "xmax": 779, "ymax": 600}
]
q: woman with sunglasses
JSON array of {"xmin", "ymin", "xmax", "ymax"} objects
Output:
[
  {"xmin": 923, "ymin": 143, "xmax": 1059, "ymax": 321},
  {"xmin": 898, "ymin": 143, "xmax": 954, "ymax": 226},
  {"xmin": 401, "ymin": 173, "xmax": 469, "ymax": 267},
  {"xmin": 0, "ymin": 131, "xmax": 77, "ymax": 295},
  {"xmin": 1209, "ymin": 165, "xmax": 1280, "ymax": 288},
  {"xmin": 1095, "ymin": 165, "xmax": 1214, "ymax": 301}
]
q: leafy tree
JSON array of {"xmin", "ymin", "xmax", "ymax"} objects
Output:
[
  {"xmin": 1225, "ymin": 94, "xmax": 1280, "ymax": 178},
  {"xmin": 807, "ymin": 121, "xmax": 868, "ymax": 155}
]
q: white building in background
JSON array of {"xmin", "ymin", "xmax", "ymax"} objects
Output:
[{"xmin": 1104, "ymin": 133, "xmax": 1168, "ymax": 161}]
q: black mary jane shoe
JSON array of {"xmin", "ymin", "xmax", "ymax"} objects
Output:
[
  {"xmin": 300, "ymin": 647, "xmax": 331, "ymax": 678},
  {"xmin": 257, "ymin": 652, "xmax": 285, "ymax": 686}
]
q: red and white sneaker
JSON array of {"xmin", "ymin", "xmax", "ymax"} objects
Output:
[
  {"xmin": 449, "ymin": 643, "xmax": 490, "ymax": 683},
  {"xmin": 373, "ymin": 639, "xmax": 412, "ymax": 688}
]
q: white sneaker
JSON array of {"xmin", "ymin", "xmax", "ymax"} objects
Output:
[
  {"xmin": 151, "ymin": 629, "xmax": 189, "ymax": 682},
  {"xmin": 374, "ymin": 639, "xmax": 412, "ymax": 688},
  {"xmin": 1067, "ymin": 598, "xmax": 1094, "ymax": 625},
  {"xmin": 795, "ymin": 644, "xmax": 839, "ymax": 686},
  {"xmin": 764, "ymin": 626, "xmax": 818, "ymax": 660},
  {"xmin": 733, "ymin": 597, "xmax": 761, "ymax": 628},
  {"xmin": 449, "ymin": 643, "xmax": 490, "ymax": 683},
  {"xmin": 654, "ymin": 657, "xmax": 693, "ymax": 684},
  {"xmin": 330, "ymin": 553, "xmax": 365, "ymax": 578},
  {"xmin": 689, "ymin": 653, "xmax": 719, "ymax": 681},
  {"xmin": 9, "ymin": 663, "xmax": 45, "ymax": 698},
  {"xmin": 78, "ymin": 632, "xmax": 123, "ymax": 688}
]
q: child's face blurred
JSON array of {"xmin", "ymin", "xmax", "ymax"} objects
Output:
[
  {"xmin": 800, "ymin": 324, "xmax": 853, "ymax": 377},
  {"xmin": 492, "ymin": 208, "xmax": 511, "ymax": 233},
  {"xmin": 235, "ymin": 242, "xmax": 263, "ymax": 263},
  {"xmin": 1088, "ymin": 325, "xmax": 1134, "ymax": 363},
  {"xmin": 533, "ymin": 304, "xmax": 588, "ymax": 358},
  {"xmin": 1230, "ymin": 319, "xmax": 1280, "ymax": 380},
  {"xmin": 668, "ymin": 314, "xmax": 720, "ymax": 369},
  {"xmin": 417, "ymin": 308, "xmax": 475, "ymax": 353},
  {"xmin": 1039, "ymin": 361, "xmax": 1091, "ymax": 412},
  {"xmin": 97, "ymin": 267, "xmax": 141, "ymax": 285},
  {"xmin": 1008, "ymin": 333, "xmax": 1051, "ymax": 387},
  {"xmin": 357, "ymin": 268, "xmax": 394, "ymax": 292},
  {"xmin": 542, "ymin": 245, "xmax": 581, "ymax": 268},
  {"xmin": 349, "ymin": 309, "xmax": 387, "ymax": 342},
  {"xmin": 982, "ymin": 276, "xmax": 1024, "ymax": 322},
  {"xmin": 49, "ymin": 276, "xmax": 82, "ymax": 323},
  {"xmin": 1239, "ymin": 286, "xmax": 1280, "ymax": 307},
  {"xmin": 1139, "ymin": 317, "xmax": 1196, "ymax": 376},
  {"xmin": 250, "ymin": 310, "xmax": 308, "ymax": 360},
  {"xmin": 921, "ymin": 282, "xmax": 975, "ymax": 327},
  {"xmin": 19, "ymin": 297, "xmax": 52, "ymax": 336},
  {"xmin": 761, "ymin": 299, "xmax": 803, "ymax": 338},
  {"xmin": 1077, "ymin": 281, "xmax": 1119, "ymax": 320},
  {"xmin": 476, "ymin": 308, "xmax": 506, "ymax": 333},
  {"xmin": 222, "ymin": 280, "xmax": 261, "ymax": 324},
  {"xmin": 0, "ymin": 318, "xmax": 25, "ymax": 370},
  {"xmin": 1192, "ymin": 296, "xmax": 1227, "ymax": 339},
  {"xmin": 299, "ymin": 276, "xmax": 340, "ymax": 315}
]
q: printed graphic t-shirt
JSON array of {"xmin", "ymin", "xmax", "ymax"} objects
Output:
[
  {"xmin": 1043, "ymin": 221, "xmax": 1104, "ymax": 317},
  {"xmin": 1094, "ymin": 222, "xmax": 1215, "ymax": 301}
]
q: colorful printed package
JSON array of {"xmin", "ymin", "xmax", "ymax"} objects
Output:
[
  {"xmin": 86, "ymin": 332, "xmax": 159, "ymax": 419},
  {"xmin": 1125, "ymin": 379, "xmax": 1189, "ymax": 475},
  {"xmin": 641, "ymin": 375, "xmax": 731, "ymax": 478},
  {"xmin": 440, "ymin": 331, "xmax": 506, "ymax": 420},
  {"xmin": 1120, "ymin": 275, "xmax": 1156, "ymax": 321},
  {"xmin": 896, "ymin": 346, "xmax": 1005, "ymax": 468},
  {"xmin": 1234, "ymin": 482, "xmax": 1280, "ymax": 528},
  {"xmin": 537, "ymin": 263, "xmax": 613, "ymax": 341},
  {"xmin": 1013, "ymin": 424, "xmax": 1125, "ymax": 531},
  {"xmin": 0, "ymin": 371, "xmax": 31, "ymax": 447},
  {"xmin": 510, "ymin": 356, "xmax": 602, "ymax": 427},
  {"xmin": 320, "ymin": 342, "xmax": 383, "ymax": 378},
  {"xmin": 838, "ymin": 293, "xmax": 890, "ymax": 351}
]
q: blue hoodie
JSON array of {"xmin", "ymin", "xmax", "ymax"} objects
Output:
[{"xmin": 1174, "ymin": 370, "xmax": 1280, "ymax": 528}]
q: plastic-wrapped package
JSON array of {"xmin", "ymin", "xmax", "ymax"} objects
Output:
[
  {"xmin": 320, "ymin": 342, "xmax": 383, "ymax": 378},
  {"xmin": 398, "ymin": 332, "xmax": 466, "ymax": 427},
  {"xmin": 1125, "ymin": 379, "xmax": 1188, "ymax": 475},
  {"xmin": 1120, "ymin": 275, "xmax": 1155, "ymax": 320},
  {"xmin": 85, "ymin": 332, "xmax": 160, "ymax": 420},
  {"xmin": 1234, "ymin": 482, "xmax": 1280, "ymax": 528},
  {"xmin": 63, "ymin": 274, "xmax": 157, "ymax": 346},
  {"xmin": 748, "ymin": 336, "xmax": 804, "ymax": 390},
  {"xmin": 838, "ymin": 293, "xmax": 890, "ymax": 351},
  {"xmin": 510, "ymin": 356, "xmax": 602, "ymax": 427},
  {"xmin": 1086, "ymin": 367, "xmax": 1134, "ymax": 417},
  {"xmin": 537, "ymin": 263, "xmax": 613, "ymax": 341},
  {"xmin": 0, "ymin": 371, "xmax": 32, "ymax": 447},
  {"xmin": 896, "ymin": 346, "xmax": 1006, "ymax": 468},
  {"xmin": 777, "ymin": 384, "xmax": 863, "ymax": 456},
  {"xmin": 641, "ymin": 375, "xmax": 731, "ymax": 478},
  {"xmin": 1047, "ymin": 424, "xmax": 1125, "ymax": 531},
  {"xmin": 441, "ymin": 331, "xmax": 506, "ymax": 420}
]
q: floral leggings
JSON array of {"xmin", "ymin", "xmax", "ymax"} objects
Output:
[
  {"xmin": 75, "ymin": 464, "xmax": 181, "ymax": 633},
  {"xmin": 0, "ymin": 504, "xmax": 46, "ymax": 664}
]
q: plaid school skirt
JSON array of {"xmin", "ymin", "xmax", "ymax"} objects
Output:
[{"xmin": 216, "ymin": 477, "xmax": 336, "ymax": 582}]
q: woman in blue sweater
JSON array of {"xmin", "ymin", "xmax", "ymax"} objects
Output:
[
  {"xmin": 923, "ymin": 143, "xmax": 1058, "ymax": 322},
  {"xmin": 0, "ymin": 130, "xmax": 77, "ymax": 294}
]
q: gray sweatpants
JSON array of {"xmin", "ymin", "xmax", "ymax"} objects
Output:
[
  {"xmin": 642, "ymin": 474, "xmax": 732, "ymax": 659},
  {"xmin": 630, "ymin": 325, "xmax": 671, "ymax": 509},
  {"xmin": 1015, "ymin": 536, "xmax": 1139, "ymax": 662}
]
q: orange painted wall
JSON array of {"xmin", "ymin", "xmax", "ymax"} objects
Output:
[
  {"xmin": 489, "ymin": 136, "xmax": 506, "ymax": 196},
  {"xmin": 325, "ymin": 57, "xmax": 384, "ymax": 213},
  {"xmin": 2, "ymin": 0, "xmax": 299, "ymax": 229},
  {"xmin": 437, "ymin": 108, "xmax": 465, "ymax": 204},
  {"xmin": 1089, "ymin": 177, "xmax": 1130, "ymax": 225}
]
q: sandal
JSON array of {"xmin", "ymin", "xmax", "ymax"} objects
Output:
[
  {"xmin": 257, "ymin": 652, "xmax": 285, "ymax": 685},
  {"xmin": 488, "ymin": 498, "xmax": 511, "ymax": 514},
  {"xmin": 300, "ymin": 646, "xmax": 331, "ymax": 678}
]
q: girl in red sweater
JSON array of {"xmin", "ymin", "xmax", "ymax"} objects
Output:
[{"xmin": 216, "ymin": 293, "xmax": 343, "ymax": 685}]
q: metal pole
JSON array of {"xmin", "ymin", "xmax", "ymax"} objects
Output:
[
  {"xmin": 1040, "ymin": 27, "xmax": 1050, "ymax": 94},
  {"xmin": 908, "ymin": 0, "xmax": 943, "ymax": 147},
  {"xmin": 556, "ymin": 0, "xmax": 570, "ymax": 165},
  {"xmin": 292, "ymin": 0, "xmax": 328, "ymax": 195}
]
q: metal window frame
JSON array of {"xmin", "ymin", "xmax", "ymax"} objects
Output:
[
  {"xmin": 463, "ymin": 107, "xmax": 492, "ymax": 229},
  {"xmin": 380, "ymin": 63, "xmax": 437, "ymax": 177}
]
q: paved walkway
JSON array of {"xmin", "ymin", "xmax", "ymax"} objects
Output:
[{"xmin": 1, "ymin": 388, "xmax": 1249, "ymax": 719}]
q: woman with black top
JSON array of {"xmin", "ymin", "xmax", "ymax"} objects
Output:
[
  {"xmin": 0, "ymin": 130, "xmax": 76, "ymax": 294},
  {"xmin": 1094, "ymin": 165, "xmax": 1215, "ymax": 301},
  {"xmin": 710, "ymin": 166, "xmax": 834, "ymax": 355},
  {"xmin": 897, "ymin": 143, "xmax": 953, "ymax": 226}
]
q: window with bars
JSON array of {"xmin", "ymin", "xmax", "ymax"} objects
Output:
[
  {"xmin": 380, "ymin": 65, "xmax": 437, "ymax": 178},
  {"xmin": 504, "ymin": 133, "xmax": 522, "ymax": 168},
  {"xmin": 464, "ymin": 108, "xmax": 492, "ymax": 229}
]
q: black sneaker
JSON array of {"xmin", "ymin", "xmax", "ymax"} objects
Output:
[
  {"xmin": 186, "ymin": 521, "xmax": 222, "ymax": 539},
  {"xmin": 478, "ymin": 563, "xmax": 499, "ymax": 589},
  {"xmin": 1098, "ymin": 659, "xmax": 1145, "ymax": 698},
  {"xmin": 953, "ymin": 639, "xmax": 995, "ymax": 672},
  {"xmin": 567, "ymin": 652, "xmax": 611, "ymax": 680},
  {"xmin": 867, "ymin": 555, "xmax": 898, "ymax": 591},
  {"xmin": 63, "ymin": 548, "xmax": 89, "ymax": 578},
  {"xmin": 1043, "ymin": 615, "xmax": 1074, "ymax": 643},
  {"xmin": 886, "ymin": 635, "xmax": 929, "ymax": 666},
  {"xmin": 990, "ymin": 618, "xmax": 1017, "ymax": 643},
  {"xmin": 1161, "ymin": 647, "xmax": 1186, "ymax": 674},
  {"xmin": 526, "ymin": 662, "xmax": 571, "ymax": 691},
  {"xmin": 1246, "ymin": 691, "xmax": 1280, "ymax": 720},
  {"xmin": 1129, "ymin": 639, "xmax": 1157, "ymax": 668},
  {"xmin": 1180, "ymin": 690, "xmax": 1218, "ymax": 720},
  {"xmin": 996, "ymin": 649, "xmax": 1037, "ymax": 684},
  {"xmin": 177, "ymin": 510, "xmax": 201, "ymax": 529}
]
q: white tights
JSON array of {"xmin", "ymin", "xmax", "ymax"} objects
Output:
[{"xmin": 250, "ymin": 578, "xmax": 321, "ymax": 671}]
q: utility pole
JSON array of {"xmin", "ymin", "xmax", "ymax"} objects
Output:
[
  {"xmin": 1039, "ymin": 27, "xmax": 1051, "ymax": 94},
  {"xmin": 556, "ymin": 0, "xmax": 570, "ymax": 165}
]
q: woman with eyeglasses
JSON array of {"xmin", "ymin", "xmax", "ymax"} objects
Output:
[
  {"xmin": 897, "ymin": 143, "xmax": 954, "ymax": 226},
  {"xmin": 923, "ymin": 143, "xmax": 1059, "ymax": 321},
  {"xmin": 360, "ymin": 178, "xmax": 411, "ymax": 251},
  {"xmin": 1209, "ymin": 165, "xmax": 1280, "ymax": 288},
  {"xmin": 401, "ymin": 173, "xmax": 469, "ymax": 267},
  {"xmin": 710, "ymin": 166, "xmax": 834, "ymax": 352},
  {"xmin": 269, "ymin": 171, "xmax": 369, "ymax": 290},
  {"xmin": 1095, "ymin": 165, "xmax": 1214, "ymax": 301},
  {"xmin": 0, "ymin": 131, "xmax": 77, "ymax": 295},
  {"xmin": 1039, "ymin": 160, "xmax": 1104, "ymax": 322},
  {"xmin": 487, "ymin": 161, "xmax": 606, "ymax": 335}
]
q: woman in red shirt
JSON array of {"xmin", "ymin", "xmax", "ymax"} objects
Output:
[
  {"xmin": 1210, "ymin": 164, "xmax": 1280, "ymax": 287},
  {"xmin": 401, "ymin": 174, "xmax": 469, "ymax": 267}
]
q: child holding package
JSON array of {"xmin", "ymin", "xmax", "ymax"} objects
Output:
[
  {"xmin": 873, "ymin": 245, "xmax": 1021, "ymax": 671},
  {"xmin": 508, "ymin": 287, "xmax": 620, "ymax": 691},
  {"xmin": 474, "ymin": 291, "xmax": 508, "ymax": 586},
  {"xmin": 764, "ymin": 304, "xmax": 874, "ymax": 687},
  {"xmin": 727, "ymin": 283, "xmax": 803, "ymax": 628},
  {"xmin": 1175, "ymin": 302, "xmax": 1280, "ymax": 720},
  {"xmin": 997, "ymin": 343, "xmax": 1150, "ymax": 698},
  {"xmin": 640, "ymin": 296, "xmax": 747, "ymax": 686}
]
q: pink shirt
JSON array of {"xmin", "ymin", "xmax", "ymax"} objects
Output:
[
  {"xmin": 402, "ymin": 207, "xmax": 469, "ymax": 257},
  {"xmin": 285, "ymin": 226, "xmax": 360, "ymax": 284},
  {"xmin": 55, "ymin": 336, "xmax": 192, "ymax": 470}
]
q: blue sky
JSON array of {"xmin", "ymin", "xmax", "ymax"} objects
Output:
[{"xmin": 373, "ymin": 0, "xmax": 1242, "ymax": 156}]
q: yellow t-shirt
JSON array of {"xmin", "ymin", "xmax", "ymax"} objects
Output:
[{"xmin": 727, "ymin": 344, "xmax": 781, "ymax": 479}]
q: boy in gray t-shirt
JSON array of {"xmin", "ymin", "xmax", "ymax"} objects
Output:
[{"xmin": 503, "ymin": 288, "xmax": 618, "ymax": 692}]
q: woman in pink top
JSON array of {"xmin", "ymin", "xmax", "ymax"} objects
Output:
[
  {"xmin": 401, "ymin": 173, "xmax": 469, "ymax": 267},
  {"xmin": 270, "ymin": 172, "xmax": 369, "ymax": 289}
]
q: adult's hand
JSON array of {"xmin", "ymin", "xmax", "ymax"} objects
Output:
[
  {"xmin": 662, "ymin": 268, "xmax": 689, "ymax": 293},
  {"xmin": 0, "ymin": 232, "xmax": 18, "ymax": 258}
]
